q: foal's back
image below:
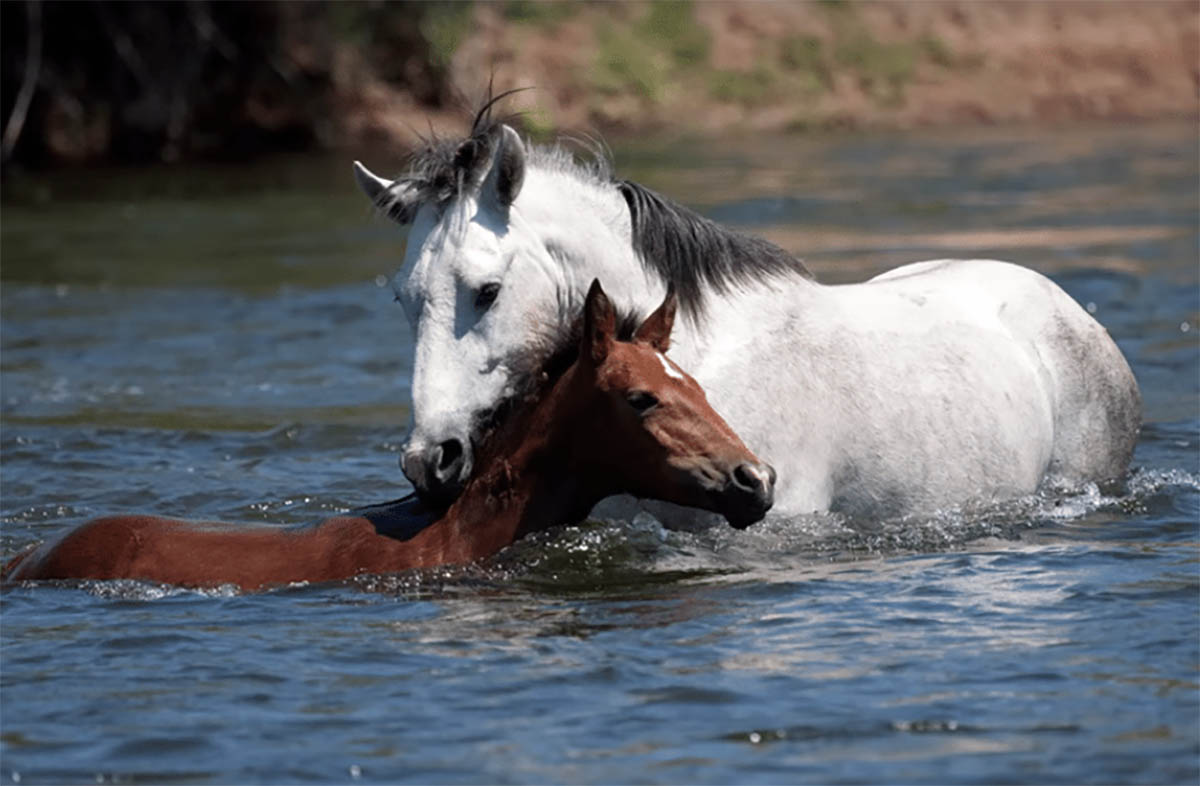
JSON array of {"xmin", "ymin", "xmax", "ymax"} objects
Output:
[{"xmin": 4, "ymin": 514, "xmax": 391, "ymax": 590}]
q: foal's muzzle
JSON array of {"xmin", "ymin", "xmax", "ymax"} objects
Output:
[
  {"xmin": 400, "ymin": 438, "xmax": 470, "ymax": 506},
  {"xmin": 722, "ymin": 461, "xmax": 776, "ymax": 529}
]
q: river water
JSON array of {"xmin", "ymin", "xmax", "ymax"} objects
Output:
[{"xmin": 2, "ymin": 123, "xmax": 1196, "ymax": 784}]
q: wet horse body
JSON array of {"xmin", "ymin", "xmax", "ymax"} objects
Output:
[
  {"xmin": 668, "ymin": 258, "xmax": 1140, "ymax": 516},
  {"xmin": 355, "ymin": 113, "xmax": 1140, "ymax": 518},
  {"xmin": 5, "ymin": 284, "xmax": 774, "ymax": 591},
  {"xmin": 3, "ymin": 505, "xmax": 434, "ymax": 592}
]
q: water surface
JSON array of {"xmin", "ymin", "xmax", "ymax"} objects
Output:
[{"xmin": 2, "ymin": 122, "xmax": 1197, "ymax": 784}]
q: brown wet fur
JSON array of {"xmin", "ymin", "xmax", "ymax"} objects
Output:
[{"xmin": 4, "ymin": 282, "xmax": 772, "ymax": 592}]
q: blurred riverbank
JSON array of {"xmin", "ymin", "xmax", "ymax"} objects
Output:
[{"xmin": 1, "ymin": 1, "xmax": 1196, "ymax": 167}]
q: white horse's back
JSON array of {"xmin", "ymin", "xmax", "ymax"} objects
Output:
[
  {"xmin": 870, "ymin": 259, "xmax": 1140, "ymax": 481},
  {"xmin": 908, "ymin": 260, "xmax": 1138, "ymax": 477},
  {"xmin": 682, "ymin": 259, "xmax": 1140, "ymax": 517}
]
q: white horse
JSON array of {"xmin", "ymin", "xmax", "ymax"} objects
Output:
[{"xmin": 353, "ymin": 111, "xmax": 1140, "ymax": 520}]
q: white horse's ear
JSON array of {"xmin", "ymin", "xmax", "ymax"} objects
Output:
[
  {"xmin": 353, "ymin": 161, "xmax": 391, "ymax": 202},
  {"xmin": 582, "ymin": 278, "xmax": 615, "ymax": 366},
  {"xmin": 354, "ymin": 161, "xmax": 419, "ymax": 224},
  {"xmin": 481, "ymin": 125, "xmax": 525, "ymax": 211},
  {"xmin": 634, "ymin": 287, "xmax": 677, "ymax": 352}
]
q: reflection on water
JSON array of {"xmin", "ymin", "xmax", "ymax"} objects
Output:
[{"xmin": 1, "ymin": 122, "xmax": 1197, "ymax": 785}]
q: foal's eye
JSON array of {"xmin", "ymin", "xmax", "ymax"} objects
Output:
[
  {"xmin": 626, "ymin": 391, "xmax": 659, "ymax": 415},
  {"xmin": 475, "ymin": 283, "xmax": 501, "ymax": 312}
]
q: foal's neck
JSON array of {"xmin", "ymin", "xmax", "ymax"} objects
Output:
[{"xmin": 430, "ymin": 369, "xmax": 589, "ymax": 562}]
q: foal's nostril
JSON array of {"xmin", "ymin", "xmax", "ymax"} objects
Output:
[
  {"xmin": 437, "ymin": 439, "xmax": 463, "ymax": 472},
  {"xmin": 733, "ymin": 463, "xmax": 763, "ymax": 493},
  {"xmin": 732, "ymin": 463, "xmax": 775, "ymax": 500}
]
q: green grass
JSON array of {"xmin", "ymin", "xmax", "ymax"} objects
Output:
[
  {"xmin": 780, "ymin": 34, "xmax": 833, "ymax": 95},
  {"xmin": 589, "ymin": 1, "xmax": 716, "ymax": 105},
  {"xmin": 835, "ymin": 32, "xmax": 916, "ymax": 105},
  {"xmin": 420, "ymin": 3, "xmax": 476, "ymax": 67},
  {"xmin": 918, "ymin": 35, "xmax": 954, "ymax": 68},
  {"xmin": 519, "ymin": 105, "xmax": 558, "ymax": 143},
  {"xmin": 584, "ymin": 1, "xmax": 969, "ymax": 116},
  {"xmin": 638, "ymin": 1, "xmax": 711, "ymax": 67},
  {"xmin": 813, "ymin": 3, "xmax": 969, "ymax": 107},
  {"xmin": 591, "ymin": 20, "xmax": 665, "ymax": 100},
  {"xmin": 503, "ymin": 1, "xmax": 577, "ymax": 27},
  {"xmin": 708, "ymin": 67, "xmax": 774, "ymax": 106}
]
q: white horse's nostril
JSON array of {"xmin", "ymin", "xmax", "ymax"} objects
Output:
[
  {"xmin": 436, "ymin": 439, "xmax": 464, "ymax": 474},
  {"xmin": 400, "ymin": 437, "xmax": 472, "ymax": 504}
]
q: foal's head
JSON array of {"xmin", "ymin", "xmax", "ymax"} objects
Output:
[{"xmin": 560, "ymin": 280, "xmax": 775, "ymax": 529}]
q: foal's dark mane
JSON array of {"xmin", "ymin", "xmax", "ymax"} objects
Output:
[
  {"xmin": 383, "ymin": 92, "xmax": 813, "ymax": 318},
  {"xmin": 470, "ymin": 305, "xmax": 643, "ymax": 455}
]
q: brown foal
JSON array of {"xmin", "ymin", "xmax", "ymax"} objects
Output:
[{"xmin": 4, "ymin": 281, "xmax": 775, "ymax": 591}]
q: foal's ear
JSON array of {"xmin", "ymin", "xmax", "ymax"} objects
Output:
[
  {"xmin": 633, "ymin": 287, "xmax": 677, "ymax": 352},
  {"xmin": 582, "ymin": 279, "xmax": 616, "ymax": 365}
]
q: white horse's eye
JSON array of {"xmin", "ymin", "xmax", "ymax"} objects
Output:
[{"xmin": 475, "ymin": 283, "xmax": 501, "ymax": 312}]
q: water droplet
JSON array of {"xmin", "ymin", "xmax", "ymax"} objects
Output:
[
  {"xmin": 374, "ymin": 274, "xmax": 387, "ymax": 287},
  {"xmin": 748, "ymin": 732, "xmax": 762, "ymax": 744},
  {"xmin": 1181, "ymin": 321, "xmax": 1191, "ymax": 333},
  {"xmin": 55, "ymin": 284, "xmax": 70, "ymax": 298},
  {"xmin": 12, "ymin": 771, "xmax": 22, "ymax": 783},
  {"xmin": 349, "ymin": 764, "xmax": 363, "ymax": 778},
  {"xmin": 1085, "ymin": 301, "xmax": 1097, "ymax": 314}
]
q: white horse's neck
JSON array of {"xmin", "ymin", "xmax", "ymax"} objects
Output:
[
  {"xmin": 515, "ymin": 164, "xmax": 817, "ymax": 372},
  {"xmin": 515, "ymin": 167, "xmax": 662, "ymax": 312}
]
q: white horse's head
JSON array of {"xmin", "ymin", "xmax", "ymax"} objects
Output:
[
  {"xmin": 355, "ymin": 118, "xmax": 649, "ymax": 502},
  {"xmin": 356, "ymin": 105, "xmax": 809, "ymax": 504}
]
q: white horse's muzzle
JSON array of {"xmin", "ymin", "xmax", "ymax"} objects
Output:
[{"xmin": 400, "ymin": 436, "xmax": 472, "ymax": 505}]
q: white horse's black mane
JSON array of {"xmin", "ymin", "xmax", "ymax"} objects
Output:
[
  {"xmin": 389, "ymin": 93, "xmax": 812, "ymax": 317},
  {"xmin": 616, "ymin": 180, "xmax": 813, "ymax": 314}
]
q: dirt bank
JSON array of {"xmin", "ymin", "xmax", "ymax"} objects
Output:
[
  {"xmin": 349, "ymin": 0, "xmax": 1198, "ymax": 150},
  {"xmin": 4, "ymin": 1, "xmax": 1196, "ymax": 166}
]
